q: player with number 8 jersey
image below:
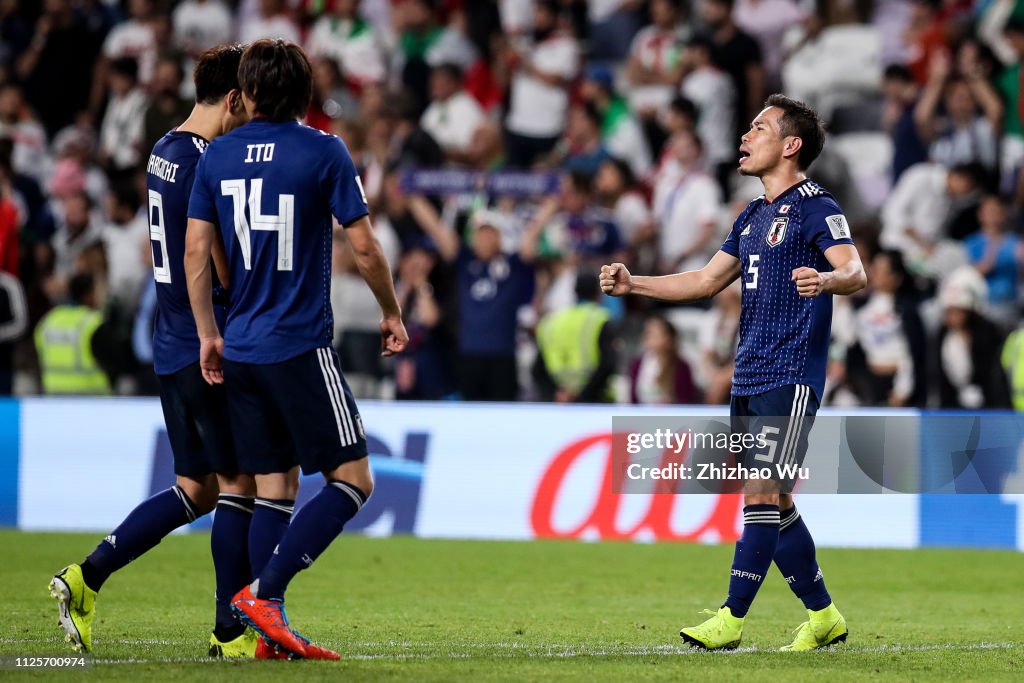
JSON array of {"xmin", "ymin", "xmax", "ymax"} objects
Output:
[{"xmin": 185, "ymin": 39, "xmax": 407, "ymax": 659}]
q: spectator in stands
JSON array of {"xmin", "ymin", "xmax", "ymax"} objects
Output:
[
  {"xmin": 47, "ymin": 191, "xmax": 102, "ymax": 291},
  {"xmin": 172, "ymin": 0, "xmax": 233, "ymax": 60},
  {"xmin": 847, "ymin": 249, "xmax": 927, "ymax": 407},
  {"xmin": 701, "ymin": 281, "xmax": 740, "ymax": 405},
  {"xmin": 92, "ymin": 0, "xmax": 157, "ymax": 115},
  {"xmin": 580, "ymin": 65, "xmax": 652, "ymax": 178},
  {"xmin": 239, "ymin": 0, "xmax": 300, "ymax": 45},
  {"xmin": 625, "ymin": 0, "xmax": 689, "ymax": 116},
  {"xmin": 629, "ymin": 314, "xmax": 697, "ymax": 404},
  {"xmin": 0, "ymin": 268, "xmax": 28, "ymax": 394},
  {"xmin": 15, "ymin": 0, "xmax": 98, "ymax": 135},
  {"xmin": 914, "ymin": 50, "xmax": 1002, "ymax": 174},
  {"xmin": 541, "ymin": 171, "xmax": 624, "ymax": 265},
  {"xmin": 98, "ymin": 57, "xmax": 147, "ymax": 174},
  {"xmin": 880, "ymin": 161, "xmax": 982, "ymax": 277},
  {"xmin": 393, "ymin": 242, "xmax": 452, "ymax": 400},
  {"xmin": 936, "ymin": 266, "xmax": 1011, "ymax": 409},
  {"xmin": 1000, "ymin": 307, "xmax": 1024, "ymax": 411},
  {"xmin": 0, "ymin": 157, "xmax": 20, "ymax": 277},
  {"xmin": 387, "ymin": 91, "xmax": 446, "ymax": 169},
  {"xmin": 0, "ymin": 84, "xmax": 49, "ymax": 185},
  {"xmin": 306, "ymin": 57, "xmax": 358, "ymax": 133},
  {"xmin": 698, "ymin": 0, "xmax": 764, "ymax": 144},
  {"xmin": 100, "ymin": 184, "xmax": 148, "ymax": 317},
  {"xmin": 904, "ymin": 0, "xmax": 951, "ymax": 86},
  {"xmin": 393, "ymin": 0, "xmax": 443, "ymax": 113},
  {"xmin": 534, "ymin": 273, "xmax": 616, "ymax": 403},
  {"xmin": 651, "ymin": 129, "xmax": 722, "ymax": 275},
  {"xmin": 306, "ymin": 0, "xmax": 387, "ymax": 89},
  {"xmin": 557, "ymin": 102, "xmax": 611, "ymax": 176},
  {"xmin": 142, "ymin": 56, "xmax": 191, "ymax": 155},
  {"xmin": 416, "ymin": 201, "xmax": 543, "ymax": 401},
  {"xmin": 420, "ymin": 63, "xmax": 486, "ymax": 162},
  {"xmin": 882, "ymin": 64, "xmax": 929, "ymax": 183},
  {"xmin": 733, "ymin": 0, "xmax": 806, "ymax": 91},
  {"xmin": 589, "ymin": 0, "xmax": 647, "ymax": 63},
  {"xmin": 964, "ymin": 194, "xmax": 1020, "ymax": 327},
  {"xmin": 503, "ymin": 0, "xmax": 579, "ymax": 168},
  {"xmin": 34, "ymin": 272, "xmax": 114, "ymax": 395},
  {"xmin": 594, "ymin": 157, "xmax": 655, "ymax": 252},
  {"xmin": 679, "ymin": 34, "xmax": 737, "ymax": 195}
]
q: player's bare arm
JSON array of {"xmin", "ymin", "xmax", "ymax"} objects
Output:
[
  {"xmin": 601, "ymin": 250, "xmax": 741, "ymax": 303},
  {"xmin": 345, "ymin": 215, "xmax": 409, "ymax": 356},
  {"xmin": 791, "ymin": 244, "xmax": 867, "ymax": 298},
  {"xmin": 184, "ymin": 216, "xmax": 224, "ymax": 385}
]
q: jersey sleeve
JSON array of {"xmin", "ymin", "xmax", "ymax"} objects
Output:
[
  {"xmin": 186, "ymin": 150, "xmax": 218, "ymax": 224},
  {"xmin": 321, "ymin": 135, "xmax": 369, "ymax": 227},
  {"xmin": 800, "ymin": 195, "xmax": 855, "ymax": 253},
  {"xmin": 720, "ymin": 215, "xmax": 744, "ymax": 258}
]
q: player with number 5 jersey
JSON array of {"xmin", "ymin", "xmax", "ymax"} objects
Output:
[
  {"xmin": 600, "ymin": 94, "xmax": 866, "ymax": 653},
  {"xmin": 185, "ymin": 39, "xmax": 408, "ymax": 660}
]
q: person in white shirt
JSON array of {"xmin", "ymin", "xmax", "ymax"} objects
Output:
[
  {"xmin": 306, "ymin": 0, "xmax": 388, "ymax": 87},
  {"xmin": 173, "ymin": 0, "xmax": 233, "ymax": 58},
  {"xmin": 101, "ymin": 185, "xmax": 149, "ymax": 315},
  {"xmin": 625, "ymin": 0, "xmax": 690, "ymax": 115},
  {"xmin": 733, "ymin": 0, "xmax": 806, "ymax": 90},
  {"xmin": 98, "ymin": 57, "xmax": 148, "ymax": 173},
  {"xmin": 101, "ymin": 0, "xmax": 157, "ymax": 84},
  {"xmin": 651, "ymin": 128, "xmax": 722, "ymax": 274},
  {"xmin": 0, "ymin": 84, "xmax": 49, "ymax": 185},
  {"xmin": 679, "ymin": 34, "xmax": 737, "ymax": 194},
  {"xmin": 238, "ymin": 0, "xmax": 301, "ymax": 45},
  {"xmin": 504, "ymin": 0, "xmax": 579, "ymax": 168},
  {"xmin": 420, "ymin": 63, "xmax": 486, "ymax": 161}
]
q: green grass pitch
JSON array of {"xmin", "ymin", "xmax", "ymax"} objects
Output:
[{"xmin": 2, "ymin": 530, "xmax": 1022, "ymax": 681}]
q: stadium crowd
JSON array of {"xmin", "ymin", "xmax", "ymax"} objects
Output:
[{"xmin": 2, "ymin": 0, "xmax": 1024, "ymax": 409}]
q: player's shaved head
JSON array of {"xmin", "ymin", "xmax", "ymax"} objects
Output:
[
  {"xmin": 763, "ymin": 94, "xmax": 826, "ymax": 170},
  {"xmin": 238, "ymin": 39, "xmax": 313, "ymax": 122},
  {"xmin": 194, "ymin": 43, "xmax": 244, "ymax": 105}
]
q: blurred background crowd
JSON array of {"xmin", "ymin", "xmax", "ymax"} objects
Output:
[{"xmin": 2, "ymin": 0, "xmax": 1024, "ymax": 410}]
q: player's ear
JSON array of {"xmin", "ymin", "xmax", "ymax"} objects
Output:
[
  {"xmin": 227, "ymin": 89, "xmax": 243, "ymax": 115},
  {"xmin": 782, "ymin": 136, "xmax": 803, "ymax": 161}
]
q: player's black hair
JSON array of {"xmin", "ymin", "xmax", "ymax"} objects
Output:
[
  {"xmin": 69, "ymin": 273, "xmax": 95, "ymax": 306},
  {"xmin": 194, "ymin": 43, "xmax": 244, "ymax": 105},
  {"xmin": 238, "ymin": 39, "xmax": 313, "ymax": 122},
  {"xmin": 883, "ymin": 64, "xmax": 914, "ymax": 83},
  {"xmin": 110, "ymin": 56, "xmax": 139, "ymax": 82},
  {"xmin": 764, "ymin": 93, "xmax": 826, "ymax": 171}
]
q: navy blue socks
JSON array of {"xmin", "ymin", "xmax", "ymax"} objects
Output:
[
  {"xmin": 255, "ymin": 480, "xmax": 367, "ymax": 601},
  {"xmin": 774, "ymin": 506, "xmax": 832, "ymax": 611},
  {"xmin": 211, "ymin": 494, "xmax": 254, "ymax": 641},
  {"xmin": 723, "ymin": 504, "xmax": 780, "ymax": 619},
  {"xmin": 249, "ymin": 497, "xmax": 295, "ymax": 577},
  {"xmin": 81, "ymin": 486, "xmax": 200, "ymax": 591}
]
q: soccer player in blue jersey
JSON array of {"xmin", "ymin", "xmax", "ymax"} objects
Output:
[
  {"xmin": 601, "ymin": 94, "xmax": 867, "ymax": 651},
  {"xmin": 49, "ymin": 45, "xmax": 264, "ymax": 657},
  {"xmin": 184, "ymin": 39, "xmax": 408, "ymax": 660}
]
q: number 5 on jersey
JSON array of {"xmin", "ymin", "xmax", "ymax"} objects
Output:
[
  {"xmin": 745, "ymin": 253, "xmax": 759, "ymax": 290},
  {"xmin": 221, "ymin": 178, "xmax": 295, "ymax": 271}
]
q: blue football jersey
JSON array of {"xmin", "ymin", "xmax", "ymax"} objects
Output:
[
  {"xmin": 187, "ymin": 119, "xmax": 368, "ymax": 364},
  {"xmin": 720, "ymin": 179, "xmax": 854, "ymax": 402},
  {"xmin": 147, "ymin": 130, "xmax": 215, "ymax": 375}
]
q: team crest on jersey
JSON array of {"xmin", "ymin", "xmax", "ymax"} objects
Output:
[
  {"xmin": 778, "ymin": 204, "xmax": 790, "ymax": 214},
  {"xmin": 766, "ymin": 217, "xmax": 788, "ymax": 247}
]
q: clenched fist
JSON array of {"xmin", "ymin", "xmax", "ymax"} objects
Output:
[
  {"xmin": 600, "ymin": 263, "xmax": 633, "ymax": 297},
  {"xmin": 792, "ymin": 267, "xmax": 829, "ymax": 298}
]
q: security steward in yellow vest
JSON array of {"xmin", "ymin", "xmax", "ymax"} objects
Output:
[
  {"xmin": 1002, "ymin": 323, "xmax": 1024, "ymax": 411},
  {"xmin": 35, "ymin": 273, "xmax": 112, "ymax": 395},
  {"xmin": 534, "ymin": 273, "xmax": 616, "ymax": 403}
]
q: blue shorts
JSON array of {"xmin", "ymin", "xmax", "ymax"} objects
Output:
[
  {"xmin": 730, "ymin": 384, "xmax": 818, "ymax": 486},
  {"xmin": 158, "ymin": 362, "xmax": 238, "ymax": 477},
  {"xmin": 223, "ymin": 347, "xmax": 368, "ymax": 475}
]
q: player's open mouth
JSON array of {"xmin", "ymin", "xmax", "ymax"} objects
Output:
[{"xmin": 738, "ymin": 147, "xmax": 751, "ymax": 164}]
